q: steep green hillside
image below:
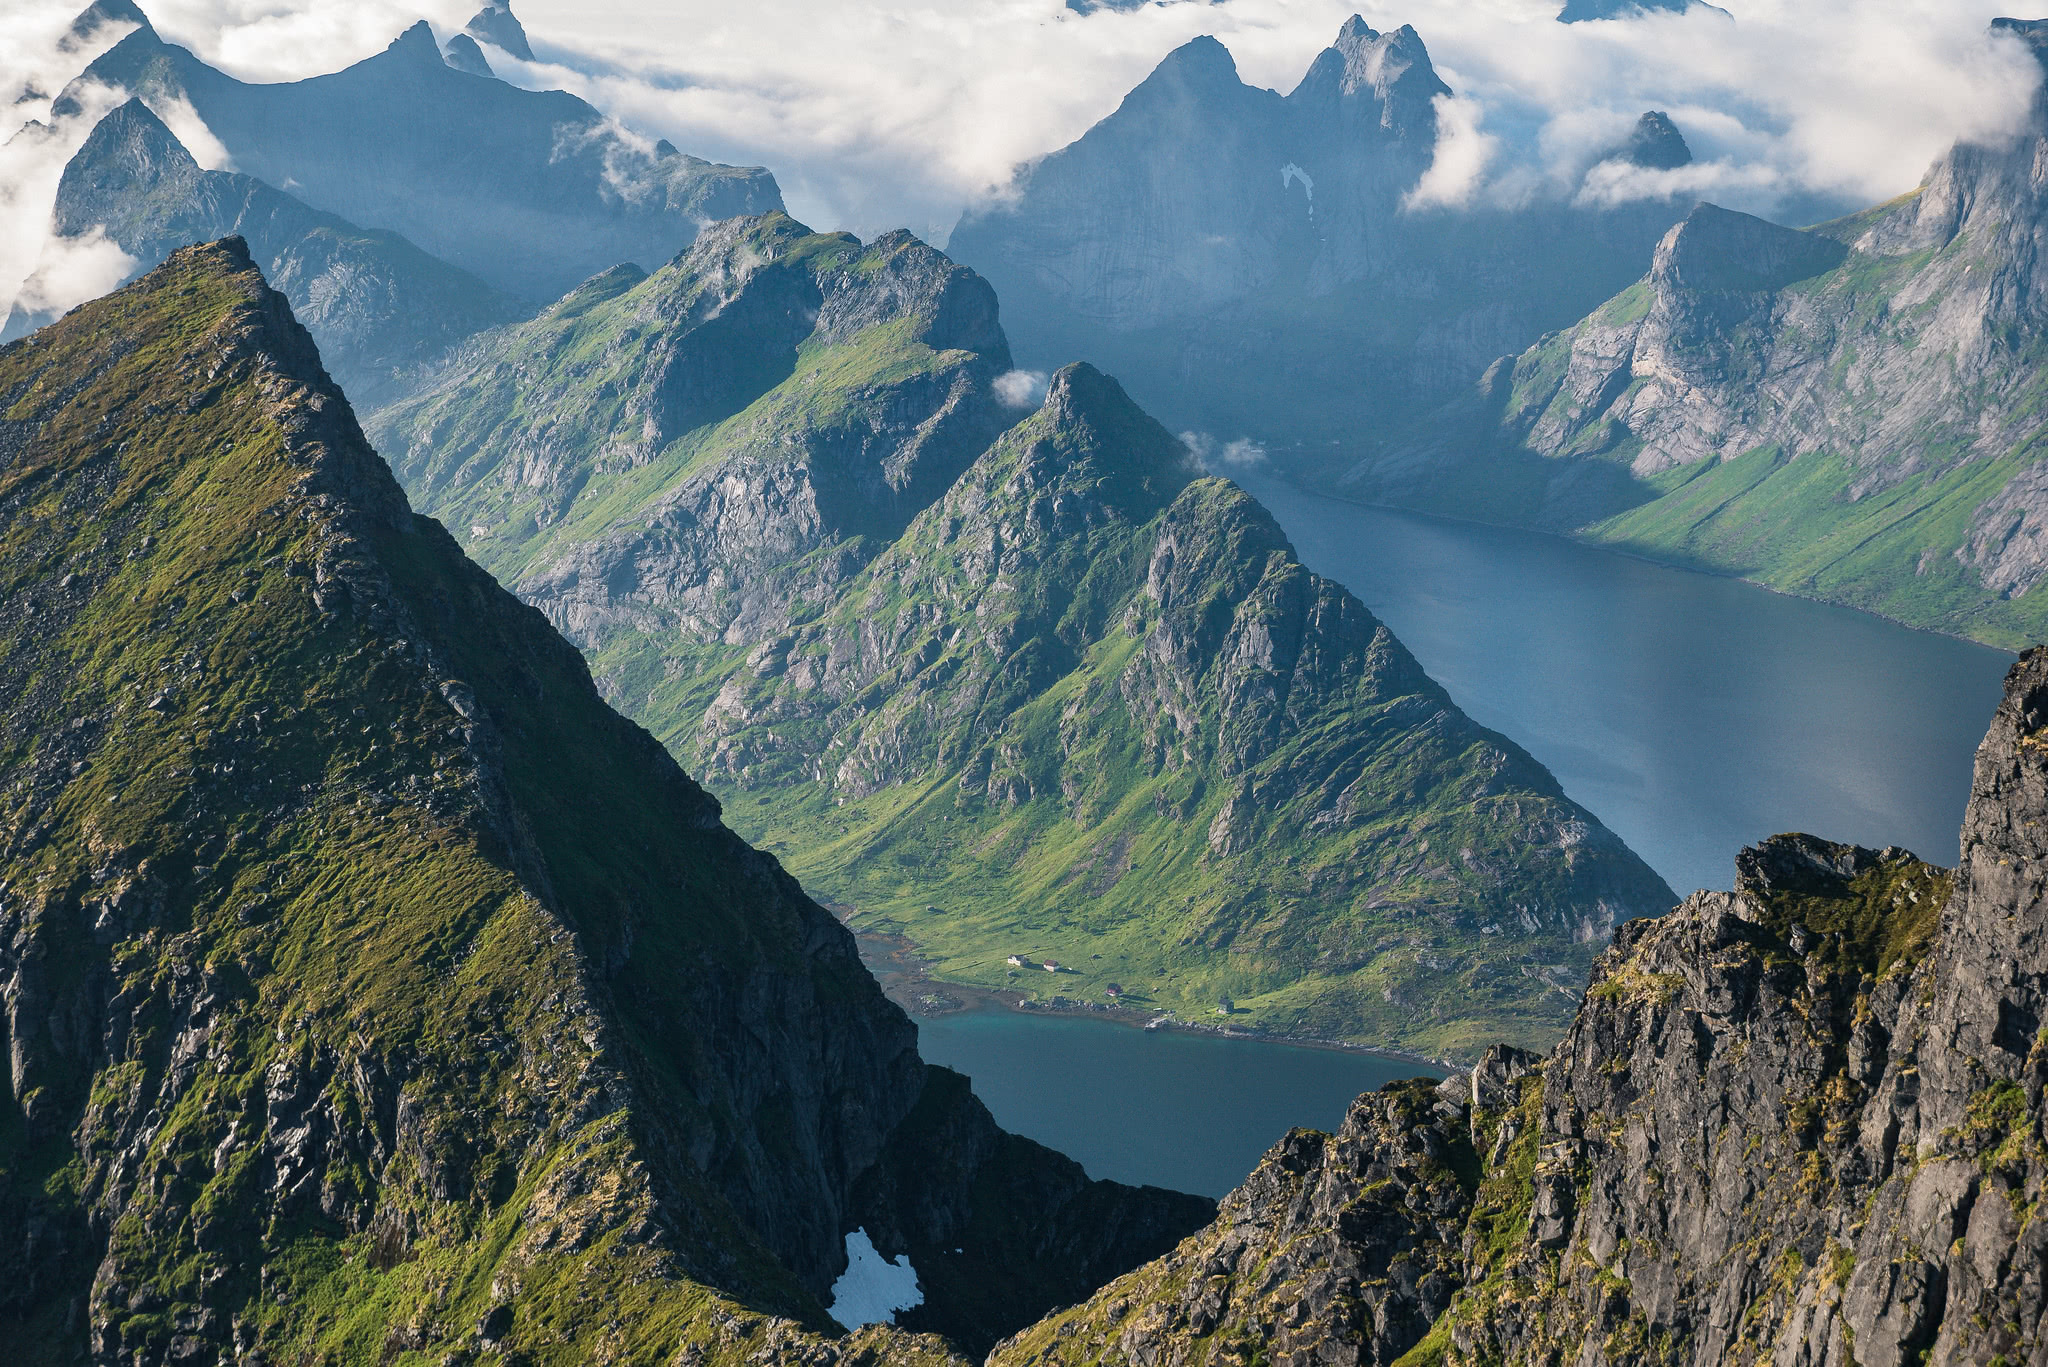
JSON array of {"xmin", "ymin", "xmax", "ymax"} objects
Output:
[
  {"xmin": 668, "ymin": 366, "xmax": 1675, "ymax": 1060},
  {"xmin": 0, "ymin": 240, "xmax": 1207, "ymax": 1365},
  {"xmin": 369, "ymin": 211, "xmax": 1015, "ymax": 653},
  {"xmin": 1341, "ymin": 43, "xmax": 2048, "ymax": 649},
  {"xmin": 369, "ymin": 214, "xmax": 1673, "ymax": 1058}
]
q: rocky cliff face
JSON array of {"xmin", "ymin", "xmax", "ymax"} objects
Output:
[
  {"xmin": 0, "ymin": 239, "xmax": 1207, "ymax": 1366},
  {"xmin": 993, "ymin": 645, "xmax": 2048, "ymax": 1367},
  {"xmin": 369, "ymin": 212, "xmax": 1015, "ymax": 655},
  {"xmin": 672, "ymin": 363, "xmax": 1674, "ymax": 1058},
  {"xmin": 946, "ymin": 16, "xmax": 1693, "ymax": 447},
  {"xmin": 1344, "ymin": 19, "xmax": 2048, "ymax": 648},
  {"xmin": 50, "ymin": 5, "xmax": 782, "ymax": 301},
  {"xmin": 6, "ymin": 99, "xmax": 525, "ymax": 404}
]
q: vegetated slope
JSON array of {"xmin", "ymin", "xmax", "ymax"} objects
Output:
[
  {"xmin": 993, "ymin": 644, "xmax": 2048, "ymax": 1366},
  {"xmin": 671, "ymin": 364, "xmax": 1676, "ymax": 1060},
  {"xmin": 1344, "ymin": 19, "xmax": 2048, "ymax": 649},
  {"xmin": 5, "ymin": 99, "xmax": 525, "ymax": 405},
  {"xmin": 0, "ymin": 239, "xmax": 1210, "ymax": 1366},
  {"xmin": 49, "ymin": 4, "xmax": 782, "ymax": 301},
  {"xmin": 368, "ymin": 211, "xmax": 1018, "ymax": 656},
  {"xmin": 369, "ymin": 214, "xmax": 1673, "ymax": 1058},
  {"xmin": 946, "ymin": 16, "xmax": 1697, "ymax": 448}
]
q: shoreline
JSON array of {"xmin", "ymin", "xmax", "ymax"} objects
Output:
[
  {"xmin": 838, "ymin": 912, "xmax": 1454, "ymax": 1075},
  {"xmin": 1252, "ymin": 469, "xmax": 2023, "ymax": 658}
]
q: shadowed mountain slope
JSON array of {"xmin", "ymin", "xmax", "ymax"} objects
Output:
[{"xmin": 0, "ymin": 239, "xmax": 1208, "ymax": 1366}]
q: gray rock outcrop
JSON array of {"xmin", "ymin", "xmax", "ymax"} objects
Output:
[{"xmin": 996, "ymin": 645, "xmax": 2048, "ymax": 1366}]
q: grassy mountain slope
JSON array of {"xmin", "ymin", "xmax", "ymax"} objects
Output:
[
  {"xmin": 0, "ymin": 240, "xmax": 1208, "ymax": 1366},
  {"xmin": 1342, "ymin": 60, "xmax": 2048, "ymax": 648},
  {"xmin": 369, "ymin": 215, "xmax": 1674, "ymax": 1058},
  {"xmin": 668, "ymin": 365, "xmax": 1675, "ymax": 1060},
  {"xmin": 369, "ymin": 212, "xmax": 1015, "ymax": 655}
]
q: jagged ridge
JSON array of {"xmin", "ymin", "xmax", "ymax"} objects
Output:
[
  {"xmin": 994, "ymin": 642, "xmax": 2048, "ymax": 1365},
  {"xmin": 0, "ymin": 240, "xmax": 1208, "ymax": 1366},
  {"xmin": 1344, "ymin": 21, "xmax": 2048, "ymax": 648},
  {"xmin": 675, "ymin": 362, "xmax": 1675, "ymax": 1058}
]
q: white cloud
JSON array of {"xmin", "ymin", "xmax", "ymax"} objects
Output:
[
  {"xmin": 1181, "ymin": 431, "xmax": 1268, "ymax": 472},
  {"xmin": 2, "ymin": 0, "xmax": 2044, "ymax": 268},
  {"xmin": 145, "ymin": 92, "xmax": 233, "ymax": 169},
  {"xmin": 1404, "ymin": 95, "xmax": 1496, "ymax": 211},
  {"xmin": 0, "ymin": 76, "xmax": 133, "ymax": 327},
  {"xmin": 994, "ymin": 368, "xmax": 1047, "ymax": 407}
]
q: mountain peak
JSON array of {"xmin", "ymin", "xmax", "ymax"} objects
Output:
[
  {"xmin": 1619, "ymin": 110, "xmax": 1693, "ymax": 168},
  {"xmin": 465, "ymin": 0, "xmax": 534, "ymax": 62},
  {"xmin": 1336, "ymin": 13, "xmax": 1377, "ymax": 43},
  {"xmin": 61, "ymin": 0, "xmax": 151, "ymax": 51},
  {"xmin": 385, "ymin": 19, "xmax": 443, "ymax": 63},
  {"xmin": 57, "ymin": 98, "xmax": 202, "ymax": 215},
  {"xmin": 1654, "ymin": 202, "xmax": 1848, "ymax": 294},
  {"xmin": 1146, "ymin": 34, "xmax": 1242, "ymax": 89},
  {"xmin": 1992, "ymin": 16, "xmax": 2048, "ymax": 67},
  {"xmin": 442, "ymin": 31, "xmax": 494, "ymax": 77},
  {"xmin": 1289, "ymin": 15, "xmax": 1449, "ymax": 135}
]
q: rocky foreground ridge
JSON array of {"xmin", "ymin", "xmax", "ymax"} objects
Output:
[
  {"xmin": 993, "ymin": 646, "xmax": 2048, "ymax": 1366},
  {"xmin": 0, "ymin": 240, "xmax": 1212, "ymax": 1366}
]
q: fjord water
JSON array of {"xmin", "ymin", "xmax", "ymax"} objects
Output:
[
  {"xmin": 915, "ymin": 1010, "xmax": 1435, "ymax": 1197},
  {"xmin": 916, "ymin": 473, "xmax": 2012, "ymax": 1200},
  {"xmin": 1240, "ymin": 474, "xmax": 2014, "ymax": 898}
]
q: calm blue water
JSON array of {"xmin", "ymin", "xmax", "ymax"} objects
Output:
[
  {"xmin": 1240, "ymin": 475, "xmax": 2014, "ymax": 899},
  {"xmin": 915, "ymin": 1010, "xmax": 1436, "ymax": 1197},
  {"xmin": 911, "ymin": 479, "xmax": 2013, "ymax": 1199}
]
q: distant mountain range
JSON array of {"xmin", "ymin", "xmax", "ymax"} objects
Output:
[
  {"xmin": 1338, "ymin": 16, "xmax": 2048, "ymax": 648},
  {"xmin": 367, "ymin": 211, "xmax": 1676, "ymax": 1059},
  {"xmin": 31, "ymin": 0, "xmax": 780, "ymax": 304},
  {"xmin": 946, "ymin": 17, "xmax": 1699, "ymax": 449},
  {"xmin": 7, "ymin": 98, "xmax": 525, "ymax": 404}
]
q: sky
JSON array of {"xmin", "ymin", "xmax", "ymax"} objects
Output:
[{"xmin": 1, "ymin": 0, "xmax": 2044, "ymax": 311}]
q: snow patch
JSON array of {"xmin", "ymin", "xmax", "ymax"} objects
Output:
[{"xmin": 827, "ymin": 1228, "xmax": 924, "ymax": 1330}]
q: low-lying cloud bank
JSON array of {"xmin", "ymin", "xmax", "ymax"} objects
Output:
[{"xmin": 3, "ymin": 0, "xmax": 2043, "ymax": 301}]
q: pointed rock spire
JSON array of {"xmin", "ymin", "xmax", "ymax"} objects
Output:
[
  {"xmin": 384, "ymin": 19, "xmax": 443, "ymax": 64},
  {"xmin": 464, "ymin": 0, "xmax": 534, "ymax": 62},
  {"xmin": 1617, "ymin": 110, "xmax": 1693, "ymax": 169},
  {"xmin": 442, "ymin": 32, "xmax": 494, "ymax": 78},
  {"xmin": 1288, "ymin": 15, "xmax": 1449, "ymax": 139}
]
